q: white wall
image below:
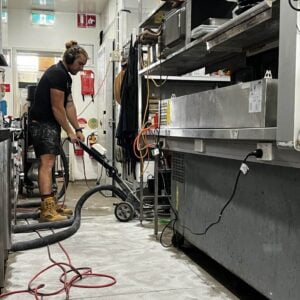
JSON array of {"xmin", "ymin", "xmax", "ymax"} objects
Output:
[
  {"xmin": 4, "ymin": 9, "xmax": 100, "ymax": 114},
  {"xmin": 100, "ymin": 0, "xmax": 117, "ymax": 40},
  {"xmin": 6, "ymin": 10, "xmax": 100, "ymax": 49}
]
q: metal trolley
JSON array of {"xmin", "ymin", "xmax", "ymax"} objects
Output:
[{"xmin": 78, "ymin": 141, "xmax": 145, "ymax": 222}]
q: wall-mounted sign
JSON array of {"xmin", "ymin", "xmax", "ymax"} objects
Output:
[
  {"xmin": 86, "ymin": 15, "xmax": 96, "ymax": 27},
  {"xmin": 77, "ymin": 14, "xmax": 96, "ymax": 28},
  {"xmin": 88, "ymin": 118, "xmax": 98, "ymax": 129},
  {"xmin": 32, "ymin": 11, "xmax": 55, "ymax": 26},
  {"xmin": 77, "ymin": 14, "xmax": 86, "ymax": 28}
]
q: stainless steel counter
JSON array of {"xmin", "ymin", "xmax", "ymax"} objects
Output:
[
  {"xmin": 0, "ymin": 129, "xmax": 11, "ymax": 288},
  {"xmin": 0, "ymin": 129, "xmax": 10, "ymax": 142}
]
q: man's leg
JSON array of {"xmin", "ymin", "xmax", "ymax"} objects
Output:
[
  {"xmin": 38, "ymin": 154, "xmax": 67, "ymax": 222},
  {"xmin": 38, "ymin": 154, "xmax": 56, "ymax": 195}
]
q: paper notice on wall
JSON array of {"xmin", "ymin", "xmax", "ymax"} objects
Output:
[{"xmin": 249, "ymin": 81, "xmax": 262, "ymax": 113}]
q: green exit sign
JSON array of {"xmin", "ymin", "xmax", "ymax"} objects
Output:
[{"xmin": 31, "ymin": 11, "xmax": 55, "ymax": 26}]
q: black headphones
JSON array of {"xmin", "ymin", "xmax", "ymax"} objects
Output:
[{"xmin": 64, "ymin": 46, "xmax": 81, "ymax": 65}]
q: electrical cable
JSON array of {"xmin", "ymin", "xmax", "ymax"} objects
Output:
[
  {"xmin": 150, "ymin": 76, "xmax": 168, "ymax": 87},
  {"xmin": 159, "ymin": 218, "xmax": 176, "ymax": 248},
  {"xmin": 0, "ymin": 227, "xmax": 117, "ymax": 299},
  {"xmin": 96, "ymin": 165, "xmax": 104, "ymax": 185},
  {"xmin": 81, "ymin": 150, "xmax": 92, "ymax": 189},
  {"xmin": 175, "ymin": 150, "xmax": 263, "ymax": 237},
  {"xmin": 134, "ymin": 46, "xmax": 161, "ymax": 177},
  {"xmin": 159, "ymin": 150, "xmax": 262, "ymax": 248},
  {"xmin": 153, "ymin": 33, "xmax": 163, "ymax": 148},
  {"xmin": 56, "ymin": 143, "xmax": 67, "ymax": 207},
  {"xmin": 157, "ymin": 155, "xmax": 179, "ymax": 248}
]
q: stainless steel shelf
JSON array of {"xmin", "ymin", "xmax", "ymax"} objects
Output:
[
  {"xmin": 139, "ymin": 0, "xmax": 279, "ymax": 76},
  {"xmin": 145, "ymin": 75, "xmax": 231, "ymax": 82}
]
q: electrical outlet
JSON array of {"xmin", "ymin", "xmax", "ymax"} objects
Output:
[
  {"xmin": 194, "ymin": 139, "xmax": 205, "ymax": 152},
  {"xmin": 256, "ymin": 143, "xmax": 273, "ymax": 161}
]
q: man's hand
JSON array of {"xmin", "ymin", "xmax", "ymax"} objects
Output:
[
  {"xmin": 76, "ymin": 131, "xmax": 85, "ymax": 142},
  {"xmin": 68, "ymin": 132, "xmax": 78, "ymax": 143}
]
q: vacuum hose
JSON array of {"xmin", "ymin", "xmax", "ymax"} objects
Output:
[
  {"xmin": 12, "ymin": 216, "xmax": 73, "ymax": 233},
  {"xmin": 14, "ymin": 211, "xmax": 40, "ymax": 221},
  {"xmin": 10, "ymin": 185, "xmax": 127, "ymax": 252}
]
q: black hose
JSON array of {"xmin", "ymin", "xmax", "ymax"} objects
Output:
[
  {"xmin": 12, "ymin": 217, "xmax": 73, "ymax": 233},
  {"xmin": 10, "ymin": 185, "xmax": 127, "ymax": 252},
  {"xmin": 55, "ymin": 144, "xmax": 69, "ymax": 200},
  {"xmin": 16, "ymin": 199, "xmax": 41, "ymax": 208},
  {"xmin": 15, "ymin": 212, "xmax": 40, "ymax": 220}
]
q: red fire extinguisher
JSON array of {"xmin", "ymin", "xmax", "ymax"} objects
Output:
[
  {"xmin": 73, "ymin": 142, "xmax": 84, "ymax": 157},
  {"xmin": 80, "ymin": 70, "xmax": 95, "ymax": 102}
]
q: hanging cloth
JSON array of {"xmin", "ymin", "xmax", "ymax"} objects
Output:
[{"xmin": 116, "ymin": 38, "xmax": 140, "ymax": 174}]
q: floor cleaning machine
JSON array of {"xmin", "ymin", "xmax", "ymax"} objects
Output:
[
  {"xmin": 10, "ymin": 141, "xmax": 147, "ymax": 252},
  {"xmin": 79, "ymin": 140, "xmax": 144, "ymax": 222}
]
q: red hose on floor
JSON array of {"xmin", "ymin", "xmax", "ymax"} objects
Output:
[{"xmin": 0, "ymin": 230, "xmax": 117, "ymax": 299}]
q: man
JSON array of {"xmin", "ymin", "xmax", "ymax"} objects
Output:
[{"xmin": 29, "ymin": 40, "xmax": 87, "ymax": 222}]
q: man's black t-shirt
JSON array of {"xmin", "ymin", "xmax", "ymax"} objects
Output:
[{"xmin": 29, "ymin": 61, "xmax": 72, "ymax": 125}]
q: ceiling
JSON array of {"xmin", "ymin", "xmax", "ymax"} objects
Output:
[{"xmin": 3, "ymin": 0, "xmax": 108, "ymax": 14}]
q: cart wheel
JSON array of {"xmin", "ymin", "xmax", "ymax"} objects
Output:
[{"xmin": 114, "ymin": 202, "xmax": 135, "ymax": 222}]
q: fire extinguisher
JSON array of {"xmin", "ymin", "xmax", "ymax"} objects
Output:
[
  {"xmin": 73, "ymin": 142, "xmax": 84, "ymax": 157},
  {"xmin": 80, "ymin": 70, "xmax": 95, "ymax": 102}
]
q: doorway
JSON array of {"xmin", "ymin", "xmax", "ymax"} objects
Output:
[{"xmin": 14, "ymin": 49, "xmax": 62, "ymax": 116}]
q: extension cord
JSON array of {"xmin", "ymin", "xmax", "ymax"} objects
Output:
[{"xmin": 91, "ymin": 143, "xmax": 107, "ymax": 156}]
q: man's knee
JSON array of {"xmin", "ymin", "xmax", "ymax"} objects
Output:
[{"xmin": 39, "ymin": 154, "xmax": 56, "ymax": 170}]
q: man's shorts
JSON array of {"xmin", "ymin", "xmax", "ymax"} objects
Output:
[{"xmin": 28, "ymin": 121, "xmax": 61, "ymax": 157}]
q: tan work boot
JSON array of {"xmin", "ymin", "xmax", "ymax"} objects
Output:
[
  {"xmin": 54, "ymin": 197, "xmax": 73, "ymax": 216},
  {"xmin": 40, "ymin": 196, "xmax": 67, "ymax": 222},
  {"xmin": 56, "ymin": 203, "xmax": 73, "ymax": 216}
]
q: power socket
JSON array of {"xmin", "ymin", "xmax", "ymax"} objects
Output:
[
  {"xmin": 194, "ymin": 139, "xmax": 205, "ymax": 152},
  {"xmin": 256, "ymin": 143, "xmax": 273, "ymax": 161}
]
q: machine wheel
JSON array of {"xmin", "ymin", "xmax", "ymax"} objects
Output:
[{"xmin": 114, "ymin": 202, "xmax": 135, "ymax": 222}]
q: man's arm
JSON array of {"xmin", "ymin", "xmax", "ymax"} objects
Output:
[{"xmin": 50, "ymin": 88, "xmax": 77, "ymax": 142}]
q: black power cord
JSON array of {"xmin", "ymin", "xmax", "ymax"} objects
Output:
[
  {"xmin": 170, "ymin": 149, "xmax": 263, "ymax": 240},
  {"xmin": 158, "ymin": 154, "xmax": 179, "ymax": 248},
  {"xmin": 289, "ymin": 0, "xmax": 300, "ymax": 11}
]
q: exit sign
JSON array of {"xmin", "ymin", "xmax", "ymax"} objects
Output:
[
  {"xmin": 32, "ymin": 11, "xmax": 55, "ymax": 26},
  {"xmin": 77, "ymin": 14, "xmax": 96, "ymax": 28}
]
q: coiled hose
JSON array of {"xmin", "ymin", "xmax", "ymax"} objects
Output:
[{"xmin": 10, "ymin": 185, "xmax": 127, "ymax": 252}]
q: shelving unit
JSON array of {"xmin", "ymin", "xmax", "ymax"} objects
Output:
[
  {"xmin": 137, "ymin": 0, "xmax": 234, "ymax": 228},
  {"xmin": 139, "ymin": 1, "xmax": 279, "ymax": 76},
  {"xmin": 137, "ymin": 1, "xmax": 300, "ymax": 299}
]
